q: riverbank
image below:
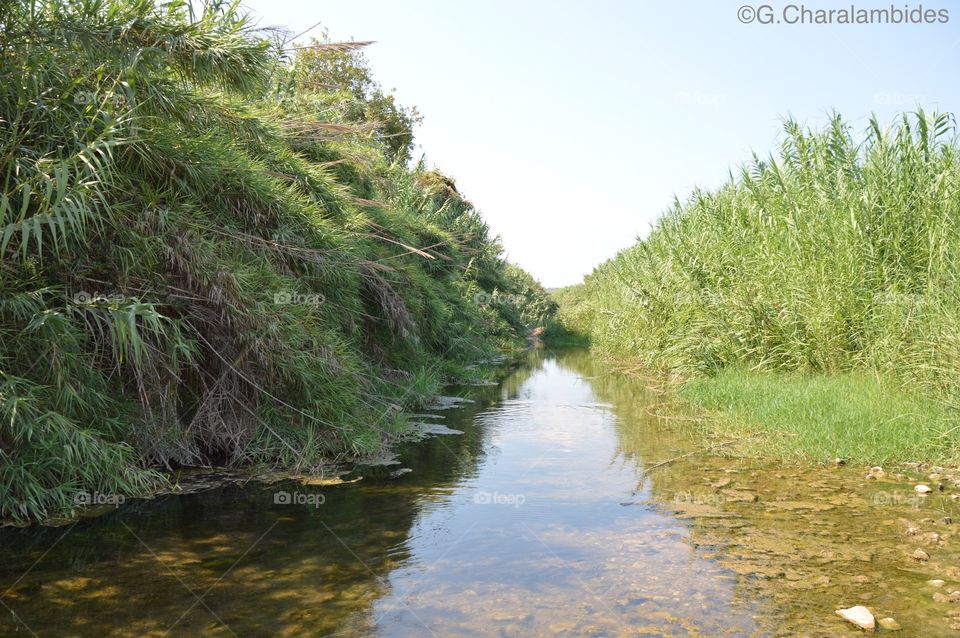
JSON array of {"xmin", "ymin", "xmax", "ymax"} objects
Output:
[
  {"xmin": 682, "ymin": 368, "xmax": 960, "ymax": 465},
  {"xmin": 2, "ymin": 353, "xmax": 523, "ymax": 529},
  {"xmin": 550, "ymin": 112, "xmax": 960, "ymax": 466},
  {"xmin": 0, "ymin": 1, "xmax": 557, "ymax": 524},
  {"xmin": 552, "ymin": 349, "xmax": 960, "ymax": 466}
]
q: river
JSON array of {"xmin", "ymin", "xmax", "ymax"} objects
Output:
[{"xmin": 2, "ymin": 349, "xmax": 958, "ymax": 636}]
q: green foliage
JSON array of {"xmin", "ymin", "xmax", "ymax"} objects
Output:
[
  {"xmin": 558, "ymin": 111, "xmax": 960, "ymax": 434},
  {"xmin": 543, "ymin": 286, "xmax": 592, "ymax": 346},
  {"xmin": 0, "ymin": 0, "xmax": 552, "ymax": 522},
  {"xmin": 682, "ymin": 369, "xmax": 960, "ymax": 463},
  {"xmin": 289, "ymin": 34, "xmax": 422, "ymax": 162}
]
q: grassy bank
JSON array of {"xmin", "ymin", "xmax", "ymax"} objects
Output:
[
  {"xmin": 0, "ymin": 1, "xmax": 554, "ymax": 523},
  {"xmin": 683, "ymin": 369, "xmax": 959, "ymax": 464},
  {"xmin": 552, "ymin": 113, "xmax": 960, "ymax": 463}
]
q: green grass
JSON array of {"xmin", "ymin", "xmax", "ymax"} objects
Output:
[{"xmin": 682, "ymin": 369, "xmax": 960, "ymax": 464}]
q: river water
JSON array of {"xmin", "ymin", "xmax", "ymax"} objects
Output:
[{"xmin": 2, "ymin": 349, "xmax": 959, "ymax": 636}]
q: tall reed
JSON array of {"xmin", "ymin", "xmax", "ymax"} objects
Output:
[
  {"xmin": 0, "ymin": 0, "xmax": 553, "ymax": 522},
  {"xmin": 558, "ymin": 112, "xmax": 960, "ymax": 409}
]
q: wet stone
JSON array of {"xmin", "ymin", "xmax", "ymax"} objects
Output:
[
  {"xmin": 878, "ymin": 617, "xmax": 902, "ymax": 630},
  {"xmin": 836, "ymin": 605, "xmax": 875, "ymax": 631}
]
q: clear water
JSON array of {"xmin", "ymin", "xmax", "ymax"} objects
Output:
[{"xmin": 2, "ymin": 349, "xmax": 958, "ymax": 637}]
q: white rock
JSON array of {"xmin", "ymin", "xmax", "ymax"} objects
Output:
[
  {"xmin": 915, "ymin": 484, "xmax": 933, "ymax": 494},
  {"xmin": 836, "ymin": 605, "xmax": 875, "ymax": 631}
]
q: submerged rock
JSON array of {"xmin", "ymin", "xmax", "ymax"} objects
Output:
[
  {"xmin": 866, "ymin": 466, "xmax": 885, "ymax": 480},
  {"xmin": 878, "ymin": 617, "xmax": 901, "ymax": 630},
  {"xmin": 356, "ymin": 451, "xmax": 401, "ymax": 467},
  {"xmin": 912, "ymin": 549, "xmax": 931, "ymax": 562},
  {"xmin": 835, "ymin": 605, "xmax": 875, "ymax": 631},
  {"xmin": 413, "ymin": 422, "xmax": 464, "ymax": 436},
  {"xmin": 915, "ymin": 484, "xmax": 933, "ymax": 494},
  {"xmin": 402, "ymin": 421, "xmax": 465, "ymax": 442},
  {"xmin": 427, "ymin": 395, "xmax": 475, "ymax": 410},
  {"xmin": 922, "ymin": 531, "xmax": 943, "ymax": 546}
]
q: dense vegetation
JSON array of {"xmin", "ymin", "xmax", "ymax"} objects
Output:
[
  {"xmin": 0, "ymin": 0, "xmax": 555, "ymax": 522},
  {"xmin": 555, "ymin": 112, "xmax": 960, "ymax": 461}
]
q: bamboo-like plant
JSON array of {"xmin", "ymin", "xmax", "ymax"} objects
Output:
[
  {"xmin": 558, "ymin": 111, "xmax": 960, "ymax": 428},
  {"xmin": 0, "ymin": 0, "xmax": 554, "ymax": 522}
]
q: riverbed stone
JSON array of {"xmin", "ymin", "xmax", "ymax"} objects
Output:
[
  {"xmin": 915, "ymin": 484, "xmax": 933, "ymax": 494},
  {"xmin": 835, "ymin": 605, "xmax": 875, "ymax": 631},
  {"xmin": 911, "ymin": 549, "xmax": 930, "ymax": 561},
  {"xmin": 878, "ymin": 617, "xmax": 901, "ymax": 630},
  {"xmin": 923, "ymin": 532, "xmax": 942, "ymax": 546}
]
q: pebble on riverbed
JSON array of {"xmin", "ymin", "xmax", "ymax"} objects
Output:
[
  {"xmin": 835, "ymin": 605, "xmax": 875, "ymax": 631},
  {"xmin": 915, "ymin": 484, "xmax": 933, "ymax": 494},
  {"xmin": 878, "ymin": 617, "xmax": 902, "ymax": 630},
  {"xmin": 933, "ymin": 590, "xmax": 960, "ymax": 603}
]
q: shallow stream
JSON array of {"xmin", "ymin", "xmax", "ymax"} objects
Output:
[{"xmin": 2, "ymin": 349, "xmax": 959, "ymax": 636}]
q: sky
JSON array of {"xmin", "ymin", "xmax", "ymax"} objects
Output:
[{"xmin": 239, "ymin": 0, "xmax": 960, "ymax": 287}]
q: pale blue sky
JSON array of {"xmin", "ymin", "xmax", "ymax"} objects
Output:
[{"xmin": 241, "ymin": 0, "xmax": 960, "ymax": 287}]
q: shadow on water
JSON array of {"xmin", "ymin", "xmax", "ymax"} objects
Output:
[{"xmin": 2, "ymin": 349, "xmax": 959, "ymax": 636}]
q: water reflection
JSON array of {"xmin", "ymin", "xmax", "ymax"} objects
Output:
[{"xmin": 2, "ymin": 350, "xmax": 957, "ymax": 636}]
